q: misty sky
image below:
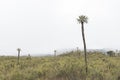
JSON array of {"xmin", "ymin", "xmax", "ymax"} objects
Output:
[{"xmin": 0, "ymin": 0, "xmax": 120, "ymax": 55}]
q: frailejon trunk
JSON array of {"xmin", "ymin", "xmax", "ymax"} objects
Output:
[
  {"xmin": 18, "ymin": 51, "xmax": 20, "ymax": 64},
  {"xmin": 81, "ymin": 22, "xmax": 88, "ymax": 74}
]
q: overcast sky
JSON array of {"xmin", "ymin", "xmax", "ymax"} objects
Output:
[{"xmin": 0, "ymin": 0, "xmax": 120, "ymax": 55}]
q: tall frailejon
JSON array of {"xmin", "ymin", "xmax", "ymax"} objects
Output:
[{"xmin": 77, "ymin": 15, "xmax": 88, "ymax": 76}]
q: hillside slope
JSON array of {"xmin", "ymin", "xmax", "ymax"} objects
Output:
[{"xmin": 0, "ymin": 51, "xmax": 120, "ymax": 80}]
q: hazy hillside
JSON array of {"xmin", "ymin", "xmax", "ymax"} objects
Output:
[{"xmin": 0, "ymin": 51, "xmax": 120, "ymax": 80}]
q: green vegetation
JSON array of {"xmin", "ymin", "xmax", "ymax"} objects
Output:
[
  {"xmin": 0, "ymin": 51, "xmax": 120, "ymax": 80},
  {"xmin": 107, "ymin": 51, "xmax": 115, "ymax": 57}
]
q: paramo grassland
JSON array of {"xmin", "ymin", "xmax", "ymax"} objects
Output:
[{"xmin": 0, "ymin": 51, "xmax": 120, "ymax": 80}]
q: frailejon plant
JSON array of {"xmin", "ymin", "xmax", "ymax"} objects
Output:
[
  {"xmin": 77, "ymin": 15, "xmax": 88, "ymax": 77},
  {"xmin": 17, "ymin": 48, "xmax": 21, "ymax": 65},
  {"xmin": 54, "ymin": 50, "xmax": 57, "ymax": 57}
]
